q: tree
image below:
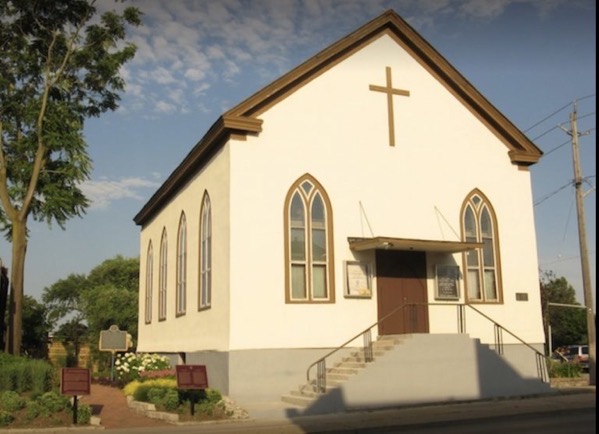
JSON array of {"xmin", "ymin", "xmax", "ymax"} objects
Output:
[
  {"xmin": 0, "ymin": 0, "xmax": 141, "ymax": 354},
  {"xmin": 21, "ymin": 295, "xmax": 51, "ymax": 359},
  {"xmin": 42, "ymin": 255, "xmax": 139, "ymax": 369},
  {"xmin": 540, "ymin": 271, "xmax": 587, "ymax": 350},
  {"xmin": 42, "ymin": 273, "xmax": 89, "ymax": 361}
]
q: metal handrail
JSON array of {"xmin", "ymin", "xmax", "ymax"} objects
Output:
[
  {"xmin": 305, "ymin": 301, "xmax": 410, "ymax": 392},
  {"xmin": 305, "ymin": 302, "xmax": 551, "ymax": 393}
]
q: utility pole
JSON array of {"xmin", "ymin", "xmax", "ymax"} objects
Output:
[{"xmin": 561, "ymin": 102, "xmax": 596, "ymax": 386}]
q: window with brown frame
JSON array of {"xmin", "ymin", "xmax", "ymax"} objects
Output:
[
  {"xmin": 461, "ymin": 190, "xmax": 502, "ymax": 303},
  {"xmin": 144, "ymin": 242, "xmax": 153, "ymax": 324},
  {"xmin": 284, "ymin": 174, "xmax": 335, "ymax": 303},
  {"xmin": 158, "ymin": 228, "xmax": 168, "ymax": 320},
  {"xmin": 176, "ymin": 212, "xmax": 187, "ymax": 316},
  {"xmin": 199, "ymin": 192, "xmax": 211, "ymax": 310}
]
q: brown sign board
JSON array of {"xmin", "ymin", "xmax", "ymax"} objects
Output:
[
  {"xmin": 176, "ymin": 365, "xmax": 208, "ymax": 390},
  {"xmin": 61, "ymin": 368, "xmax": 91, "ymax": 396},
  {"xmin": 99, "ymin": 325, "xmax": 128, "ymax": 352}
]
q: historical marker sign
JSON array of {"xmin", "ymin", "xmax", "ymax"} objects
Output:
[
  {"xmin": 176, "ymin": 365, "xmax": 208, "ymax": 390},
  {"xmin": 61, "ymin": 368, "xmax": 91, "ymax": 396},
  {"xmin": 99, "ymin": 325, "xmax": 128, "ymax": 352}
]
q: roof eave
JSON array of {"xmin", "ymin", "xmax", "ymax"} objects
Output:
[{"xmin": 133, "ymin": 115, "xmax": 262, "ymax": 226}]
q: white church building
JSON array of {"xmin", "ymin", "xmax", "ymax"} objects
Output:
[{"xmin": 134, "ymin": 10, "xmax": 552, "ymax": 411}]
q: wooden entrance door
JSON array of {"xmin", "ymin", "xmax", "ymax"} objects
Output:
[{"xmin": 376, "ymin": 250, "xmax": 429, "ymax": 335}]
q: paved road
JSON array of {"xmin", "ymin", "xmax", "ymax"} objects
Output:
[{"xmin": 15, "ymin": 388, "xmax": 595, "ymax": 434}]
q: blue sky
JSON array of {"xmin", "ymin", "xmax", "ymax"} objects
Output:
[{"xmin": 0, "ymin": 0, "xmax": 595, "ymax": 308}]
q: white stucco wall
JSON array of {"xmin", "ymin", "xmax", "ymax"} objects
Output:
[
  {"xmin": 226, "ymin": 34, "xmax": 543, "ymax": 350},
  {"xmin": 137, "ymin": 145, "xmax": 232, "ymax": 353},
  {"xmin": 136, "ymin": 32, "xmax": 544, "ymax": 356}
]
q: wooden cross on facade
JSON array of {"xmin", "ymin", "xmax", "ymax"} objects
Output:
[{"xmin": 369, "ymin": 66, "xmax": 410, "ymax": 147}]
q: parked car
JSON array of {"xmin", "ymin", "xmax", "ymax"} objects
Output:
[{"xmin": 564, "ymin": 345, "xmax": 589, "ymax": 371}]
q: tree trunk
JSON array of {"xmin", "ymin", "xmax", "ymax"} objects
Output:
[{"xmin": 6, "ymin": 219, "xmax": 27, "ymax": 355}]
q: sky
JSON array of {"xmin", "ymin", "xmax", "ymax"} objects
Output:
[{"xmin": 0, "ymin": 0, "xmax": 595, "ymax": 310}]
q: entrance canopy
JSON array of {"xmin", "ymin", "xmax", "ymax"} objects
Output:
[{"xmin": 348, "ymin": 236, "xmax": 482, "ymax": 253}]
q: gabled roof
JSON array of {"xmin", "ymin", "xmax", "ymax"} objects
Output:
[{"xmin": 134, "ymin": 9, "xmax": 542, "ymax": 226}]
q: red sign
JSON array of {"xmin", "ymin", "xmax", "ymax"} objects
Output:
[
  {"xmin": 61, "ymin": 368, "xmax": 91, "ymax": 396},
  {"xmin": 176, "ymin": 365, "xmax": 208, "ymax": 390}
]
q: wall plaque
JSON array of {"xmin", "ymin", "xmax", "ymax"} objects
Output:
[
  {"xmin": 435, "ymin": 265, "xmax": 460, "ymax": 300},
  {"xmin": 345, "ymin": 261, "xmax": 371, "ymax": 297}
]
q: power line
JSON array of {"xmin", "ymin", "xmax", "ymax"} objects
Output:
[
  {"xmin": 524, "ymin": 94, "xmax": 595, "ymax": 133},
  {"xmin": 532, "ymin": 113, "xmax": 595, "ymax": 142},
  {"xmin": 534, "ymin": 181, "xmax": 572, "ymax": 206}
]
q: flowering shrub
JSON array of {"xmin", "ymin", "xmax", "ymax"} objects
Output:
[{"xmin": 115, "ymin": 353, "xmax": 171, "ymax": 382}]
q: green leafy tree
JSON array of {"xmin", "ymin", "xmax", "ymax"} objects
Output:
[
  {"xmin": 0, "ymin": 0, "xmax": 141, "ymax": 354},
  {"xmin": 42, "ymin": 255, "xmax": 139, "ymax": 370},
  {"xmin": 42, "ymin": 274, "xmax": 88, "ymax": 327},
  {"xmin": 540, "ymin": 271, "xmax": 587, "ymax": 350},
  {"xmin": 87, "ymin": 255, "xmax": 139, "ymax": 293},
  {"xmin": 21, "ymin": 295, "xmax": 51, "ymax": 359},
  {"xmin": 84, "ymin": 256, "xmax": 139, "ymax": 371},
  {"xmin": 55, "ymin": 319, "xmax": 88, "ymax": 367},
  {"xmin": 42, "ymin": 274, "xmax": 89, "ymax": 364}
]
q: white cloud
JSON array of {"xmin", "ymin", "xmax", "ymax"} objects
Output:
[
  {"xmin": 113, "ymin": 0, "xmax": 580, "ymax": 117},
  {"xmin": 80, "ymin": 177, "xmax": 161, "ymax": 211}
]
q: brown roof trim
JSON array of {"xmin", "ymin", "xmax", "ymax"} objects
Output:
[
  {"xmin": 134, "ymin": 9, "xmax": 542, "ymax": 226},
  {"xmin": 133, "ymin": 114, "xmax": 262, "ymax": 225},
  {"xmin": 227, "ymin": 9, "xmax": 541, "ymax": 163}
]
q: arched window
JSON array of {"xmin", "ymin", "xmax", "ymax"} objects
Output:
[
  {"xmin": 461, "ymin": 190, "xmax": 502, "ymax": 303},
  {"xmin": 176, "ymin": 213, "xmax": 187, "ymax": 316},
  {"xmin": 284, "ymin": 174, "xmax": 335, "ymax": 303},
  {"xmin": 199, "ymin": 192, "xmax": 211, "ymax": 309},
  {"xmin": 158, "ymin": 228, "xmax": 168, "ymax": 320},
  {"xmin": 145, "ymin": 242, "xmax": 153, "ymax": 324}
]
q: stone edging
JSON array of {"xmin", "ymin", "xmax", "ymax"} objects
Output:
[{"xmin": 126, "ymin": 396, "xmax": 179, "ymax": 423}]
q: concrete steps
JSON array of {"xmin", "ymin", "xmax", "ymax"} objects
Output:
[{"xmin": 280, "ymin": 335, "xmax": 405, "ymax": 407}]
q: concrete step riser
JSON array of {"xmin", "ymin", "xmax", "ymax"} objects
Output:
[{"xmin": 281, "ymin": 336, "xmax": 403, "ymax": 406}]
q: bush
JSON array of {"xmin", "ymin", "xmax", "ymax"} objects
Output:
[
  {"xmin": 76, "ymin": 404, "xmax": 92, "ymax": 425},
  {"xmin": 38, "ymin": 392, "xmax": 69, "ymax": 413},
  {"xmin": 115, "ymin": 353, "xmax": 171, "ymax": 383},
  {"xmin": 25, "ymin": 400, "xmax": 44, "ymax": 421},
  {"xmin": 161, "ymin": 389, "xmax": 180, "ymax": 411},
  {"xmin": 548, "ymin": 360, "xmax": 583, "ymax": 378},
  {"xmin": 0, "ymin": 391, "xmax": 25, "ymax": 412},
  {"xmin": 147, "ymin": 387, "xmax": 167, "ymax": 405},
  {"xmin": 0, "ymin": 410, "xmax": 14, "ymax": 427},
  {"xmin": 0, "ymin": 354, "xmax": 55, "ymax": 394},
  {"xmin": 125, "ymin": 377, "xmax": 177, "ymax": 397}
]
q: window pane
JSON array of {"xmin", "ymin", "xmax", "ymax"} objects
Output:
[
  {"xmin": 301, "ymin": 181, "xmax": 313, "ymax": 195},
  {"xmin": 484, "ymin": 270, "xmax": 497, "ymax": 300},
  {"xmin": 311, "ymin": 194, "xmax": 325, "ymax": 228},
  {"xmin": 483, "ymin": 238, "xmax": 494, "ymax": 267},
  {"xmin": 291, "ymin": 265, "xmax": 306, "ymax": 299},
  {"xmin": 290, "ymin": 193, "xmax": 305, "ymax": 227},
  {"xmin": 312, "ymin": 228, "xmax": 327, "ymax": 262},
  {"xmin": 467, "ymin": 270, "xmax": 481, "ymax": 299},
  {"xmin": 466, "ymin": 250, "xmax": 479, "ymax": 267},
  {"xmin": 312, "ymin": 265, "xmax": 327, "ymax": 299},
  {"xmin": 291, "ymin": 228, "xmax": 306, "ymax": 261},
  {"xmin": 464, "ymin": 207, "xmax": 476, "ymax": 237},
  {"xmin": 480, "ymin": 208, "xmax": 492, "ymax": 237}
]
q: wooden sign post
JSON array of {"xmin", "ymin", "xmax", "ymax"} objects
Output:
[
  {"xmin": 60, "ymin": 368, "xmax": 91, "ymax": 424},
  {"xmin": 176, "ymin": 365, "xmax": 208, "ymax": 416}
]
